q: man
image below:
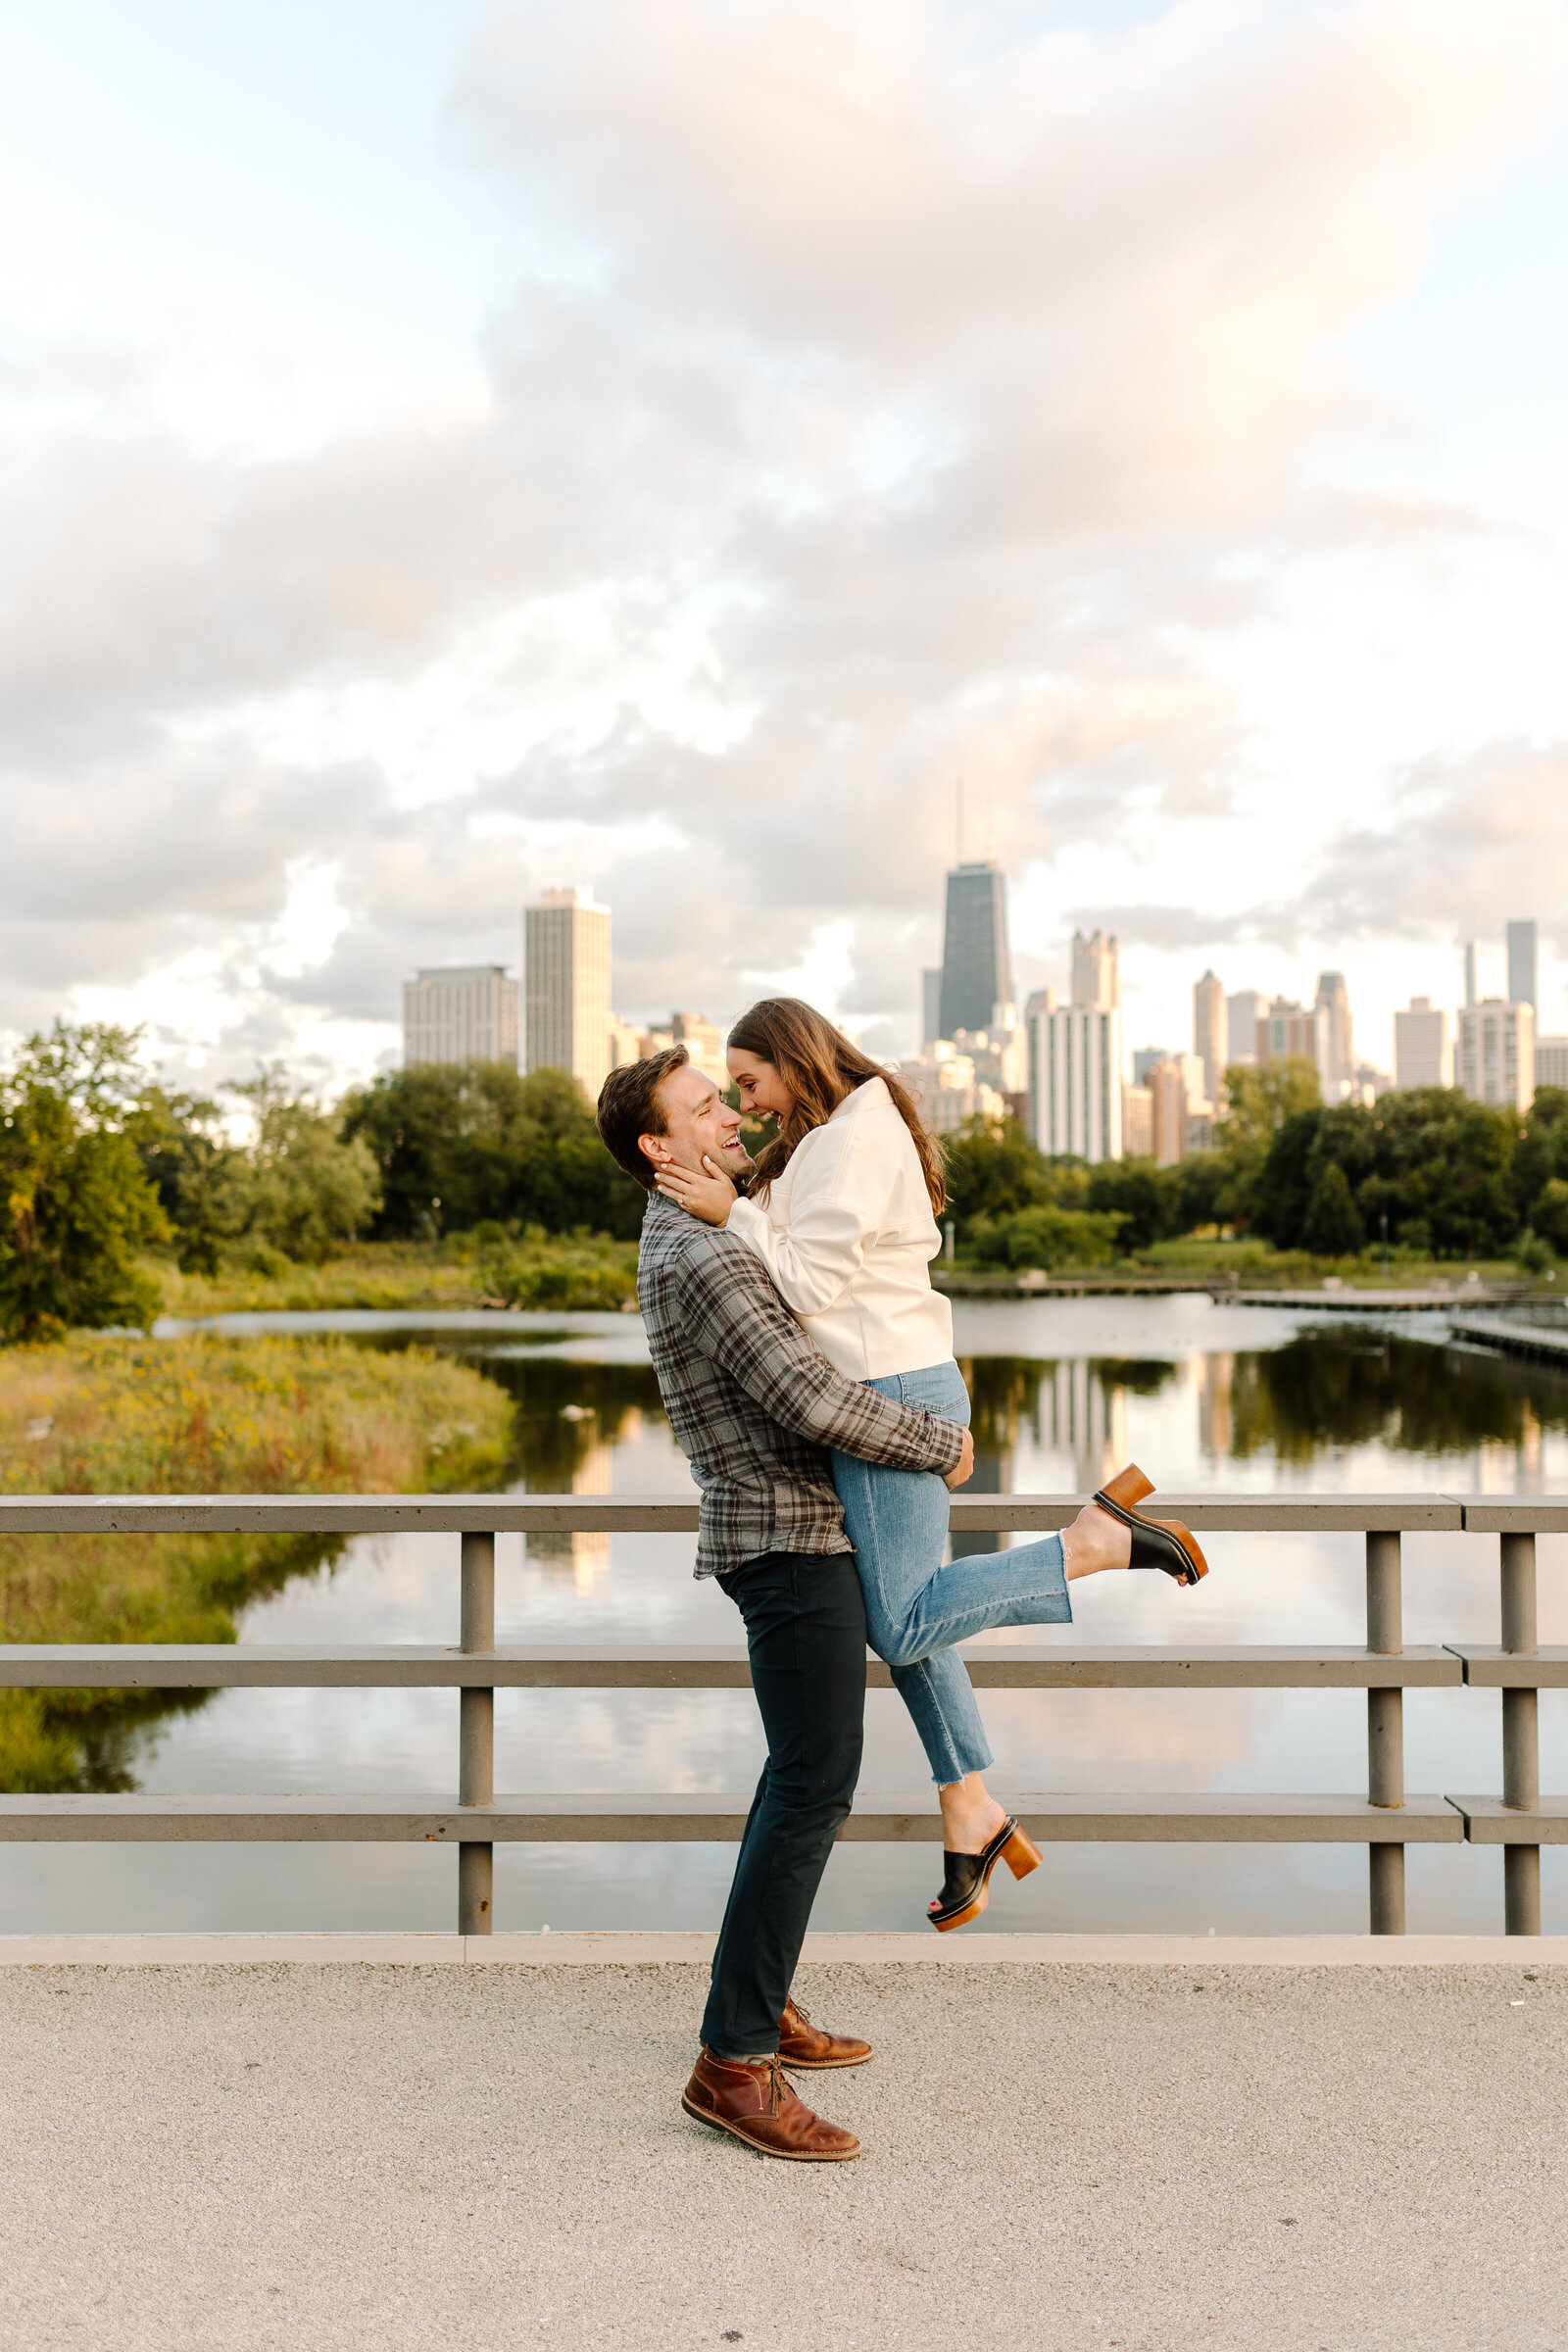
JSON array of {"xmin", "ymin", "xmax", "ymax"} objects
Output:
[{"xmin": 595, "ymin": 1046, "xmax": 972, "ymax": 2162}]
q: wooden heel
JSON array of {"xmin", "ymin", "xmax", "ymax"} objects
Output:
[
  {"xmin": 1003, "ymin": 1828, "xmax": 1042, "ymax": 1881},
  {"xmin": 1099, "ymin": 1463, "xmax": 1153, "ymax": 1510}
]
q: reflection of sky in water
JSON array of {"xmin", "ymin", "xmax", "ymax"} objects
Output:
[{"xmin": 8, "ymin": 1297, "xmax": 1568, "ymax": 1936}]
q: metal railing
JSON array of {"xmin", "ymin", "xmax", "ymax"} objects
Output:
[{"xmin": 0, "ymin": 1492, "xmax": 1561, "ymax": 1936}]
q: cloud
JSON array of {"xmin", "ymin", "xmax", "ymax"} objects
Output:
[
  {"xmin": 3, "ymin": 0, "xmax": 1566, "ymax": 1076},
  {"xmin": 1303, "ymin": 738, "xmax": 1568, "ymax": 945}
]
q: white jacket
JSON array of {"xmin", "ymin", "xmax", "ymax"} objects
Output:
[{"xmin": 725, "ymin": 1075, "xmax": 954, "ymax": 1381}]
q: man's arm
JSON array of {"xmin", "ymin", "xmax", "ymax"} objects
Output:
[{"xmin": 677, "ymin": 1230, "xmax": 965, "ymax": 1478}]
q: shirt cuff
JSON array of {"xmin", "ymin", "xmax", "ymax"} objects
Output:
[
  {"xmin": 929, "ymin": 1416, "xmax": 965, "ymax": 1473},
  {"xmin": 726, "ymin": 1196, "xmax": 771, "ymax": 1255}
]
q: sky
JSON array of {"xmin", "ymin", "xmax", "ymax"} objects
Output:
[{"xmin": 4, "ymin": 0, "xmax": 1568, "ymax": 1093}]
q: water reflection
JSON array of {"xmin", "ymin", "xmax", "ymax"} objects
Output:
[
  {"xmin": 1214, "ymin": 1334, "xmax": 1562, "ymax": 1471},
  {"xmin": 11, "ymin": 1309, "xmax": 1568, "ymax": 1935}
]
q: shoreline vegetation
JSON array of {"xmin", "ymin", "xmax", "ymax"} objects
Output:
[
  {"xmin": 153, "ymin": 1229, "xmax": 640, "ymax": 1317},
  {"xmin": 147, "ymin": 1230, "xmax": 1550, "ymax": 1319},
  {"xmin": 0, "ymin": 1334, "xmax": 514, "ymax": 1790}
]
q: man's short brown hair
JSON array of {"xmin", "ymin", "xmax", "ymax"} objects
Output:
[{"xmin": 595, "ymin": 1046, "xmax": 689, "ymax": 1190}]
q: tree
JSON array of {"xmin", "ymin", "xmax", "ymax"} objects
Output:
[
  {"xmin": 1084, "ymin": 1158, "xmax": 1177, "ymax": 1254},
  {"xmin": 227, "ymin": 1069, "xmax": 382, "ymax": 1263},
  {"xmin": 1213, "ymin": 1057, "xmax": 1322, "ymax": 1228},
  {"xmin": 1513, "ymin": 1087, "xmax": 1568, "ymax": 1230},
  {"xmin": 0, "ymin": 1025, "xmax": 168, "ymax": 1338},
  {"xmin": 1301, "ymin": 1161, "xmax": 1365, "ymax": 1257},
  {"xmin": 124, "ymin": 1085, "xmax": 243, "ymax": 1276},
  {"xmin": 1531, "ymin": 1179, "xmax": 1568, "ymax": 1255},
  {"xmin": 939, "ymin": 1118, "xmax": 1061, "ymax": 1239},
  {"xmin": 1250, "ymin": 1085, "xmax": 1519, "ymax": 1258},
  {"xmin": 979, "ymin": 1201, "xmax": 1125, "ymax": 1271},
  {"xmin": 340, "ymin": 1062, "xmax": 645, "ymax": 1240}
]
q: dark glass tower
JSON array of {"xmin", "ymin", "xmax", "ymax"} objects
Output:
[{"xmin": 938, "ymin": 861, "xmax": 1013, "ymax": 1041}]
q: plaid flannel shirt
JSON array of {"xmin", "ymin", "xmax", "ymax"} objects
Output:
[{"xmin": 637, "ymin": 1190, "xmax": 965, "ymax": 1578}]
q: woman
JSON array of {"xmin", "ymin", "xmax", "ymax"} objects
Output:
[{"xmin": 655, "ymin": 996, "xmax": 1208, "ymax": 1931}]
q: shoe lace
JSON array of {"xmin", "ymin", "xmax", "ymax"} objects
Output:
[
  {"xmin": 787, "ymin": 1998, "xmax": 810, "ymax": 2028},
  {"xmin": 764, "ymin": 2055, "xmax": 787, "ymax": 2115}
]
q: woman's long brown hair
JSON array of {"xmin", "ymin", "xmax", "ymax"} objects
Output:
[{"xmin": 726, "ymin": 997, "xmax": 947, "ymax": 1217}]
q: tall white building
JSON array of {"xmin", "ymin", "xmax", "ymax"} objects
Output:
[
  {"xmin": 1537, "ymin": 1037, "xmax": 1568, "ymax": 1092},
  {"xmin": 1028, "ymin": 1004, "xmax": 1123, "ymax": 1163},
  {"xmin": 1394, "ymin": 998, "xmax": 1452, "ymax": 1090},
  {"xmin": 1226, "ymin": 989, "xmax": 1264, "ymax": 1068},
  {"xmin": 1313, "ymin": 971, "xmax": 1353, "ymax": 1100},
  {"xmin": 1456, "ymin": 999, "xmax": 1535, "ymax": 1112},
  {"xmin": 402, "ymin": 966, "xmax": 519, "ymax": 1068},
  {"xmin": 524, "ymin": 886, "xmax": 612, "ymax": 1102},
  {"xmin": 1194, "ymin": 970, "xmax": 1225, "ymax": 1102}
]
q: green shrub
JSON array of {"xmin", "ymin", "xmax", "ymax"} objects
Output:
[{"xmin": 971, "ymin": 1202, "xmax": 1125, "ymax": 1271}]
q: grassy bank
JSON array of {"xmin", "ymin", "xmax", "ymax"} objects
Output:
[
  {"xmin": 946, "ymin": 1236, "xmax": 1546, "ymax": 1290},
  {"xmin": 153, "ymin": 1229, "xmax": 640, "ymax": 1316},
  {"xmin": 0, "ymin": 1335, "xmax": 514, "ymax": 1789}
]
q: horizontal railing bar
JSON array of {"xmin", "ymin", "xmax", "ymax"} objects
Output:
[
  {"xmin": 0, "ymin": 1791, "xmax": 1466, "ymax": 1843},
  {"xmin": 1458, "ymin": 1503, "xmax": 1568, "ymax": 1533},
  {"xmin": 0, "ymin": 1643, "xmax": 1466, "ymax": 1689},
  {"xmin": 0, "ymin": 1492, "xmax": 1475, "ymax": 1534},
  {"xmin": 1448, "ymin": 1797, "xmax": 1568, "ymax": 1843},
  {"xmin": 1449, "ymin": 1646, "xmax": 1568, "ymax": 1688}
]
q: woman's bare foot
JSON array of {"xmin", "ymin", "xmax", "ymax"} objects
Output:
[
  {"xmin": 936, "ymin": 1772, "xmax": 1008, "ymax": 1857},
  {"xmin": 1061, "ymin": 1499, "xmax": 1133, "ymax": 1581}
]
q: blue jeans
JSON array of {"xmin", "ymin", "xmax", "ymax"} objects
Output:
[{"xmin": 831, "ymin": 1358, "xmax": 1072, "ymax": 1786}]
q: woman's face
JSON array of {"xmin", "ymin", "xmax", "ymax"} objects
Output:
[{"xmin": 726, "ymin": 1047, "xmax": 795, "ymax": 1122}]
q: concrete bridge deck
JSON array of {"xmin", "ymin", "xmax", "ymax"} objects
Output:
[{"xmin": 2, "ymin": 1939, "xmax": 1565, "ymax": 2352}]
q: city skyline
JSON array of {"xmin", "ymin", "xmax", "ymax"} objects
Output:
[
  {"xmin": 408, "ymin": 867, "xmax": 1561, "ymax": 1174},
  {"xmin": 408, "ymin": 874, "xmax": 1561, "ymax": 1099}
]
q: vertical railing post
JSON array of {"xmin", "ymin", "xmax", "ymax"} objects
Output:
[
  {"xmin": 458, "ymin": 1531, "xmax": 496, "ymax": 1936},
  {"xmin": 1501, "ymin": 1531, "xmax": 1541, "ymax": 1937},
  {"xmin": 1366, "ymin": 1530, "xmax": 1405, "ymax": 1935}
]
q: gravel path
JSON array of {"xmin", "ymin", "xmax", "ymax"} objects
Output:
[{"xmin": 2, "ymin": 1960, "xmax": 1564, "ymax": 2351}]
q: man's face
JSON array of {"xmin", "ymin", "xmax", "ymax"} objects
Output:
[{"xmin": 640, "ymin": 1062, "xmax": 751, "ymax": 1183}]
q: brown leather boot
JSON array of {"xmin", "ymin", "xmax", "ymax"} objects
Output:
[
  {"xmin": 778, "ymin": 1994, "xmax": 872, "ymax": 2070},
  {"xmin": 681, "ymin": 2048, "xmax": 860, "ymax": 2161}
]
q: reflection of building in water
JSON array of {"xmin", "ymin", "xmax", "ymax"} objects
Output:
[
  {"xmin": 527, "ymin": 1425, "xmax": 621, "ymax": 1590},
  {"xmin": 1045, "ymin": 1362, "xmax": 1127, "ymax": 1494},
  {"xmin": 1199, "ymin": 1353, "xmax": 1234, "ymax": 1460}
]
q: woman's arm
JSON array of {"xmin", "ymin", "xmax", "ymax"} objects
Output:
[{"xmin": 726, "ymin": 1128, "xmax": 892, "ymax": 1317}]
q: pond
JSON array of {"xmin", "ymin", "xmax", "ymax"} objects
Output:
[{"xmin": 7, "ymin": 1293, "xmax": 1568, "ymax": 1936}]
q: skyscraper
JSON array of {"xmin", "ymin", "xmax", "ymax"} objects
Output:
[
  {"xmin": 1394, "ymin": 998, "xmax": 1452, "ymax": 1090},
  {"xmin": 402, "ymin": 966, "xmax": 519, "ymax": 1068},
  {"xmin": 1070, "ymin": 929, "xmax": 1119, "ymax": 1009},
  {"xmin": 937, "ymin": 861, "xmax": 1013, "ymax": 1041},
  {"xmin": 524, "ymin": 886, "xmax": 612, "ymax": 1102},
  {"xmin": 1226, "ymin": 989, "xmax": 1263, "ymax": 1067},
  {"xmin": 1457, "ymin": 999, "xmax": 1535, "ymax": 1112},
  {"xmin": 1507, "ymin": 919, "xmax": 1539, "ymax": 1010},
  {"xmin": 1464, "ymin": 940, "xmax": 1482, "ymax": 1006},
  {"xmin": 1313, "ymin": 971, "xmax": 1353, "ymax": 1100},
  {"xmin": 1028, "ymin": 1003, "xmax": 1123, "ymax": 1163},
  {"xmin": 1193, "ymin": 970, "xmax": 1225, "ymax": 1102}
]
